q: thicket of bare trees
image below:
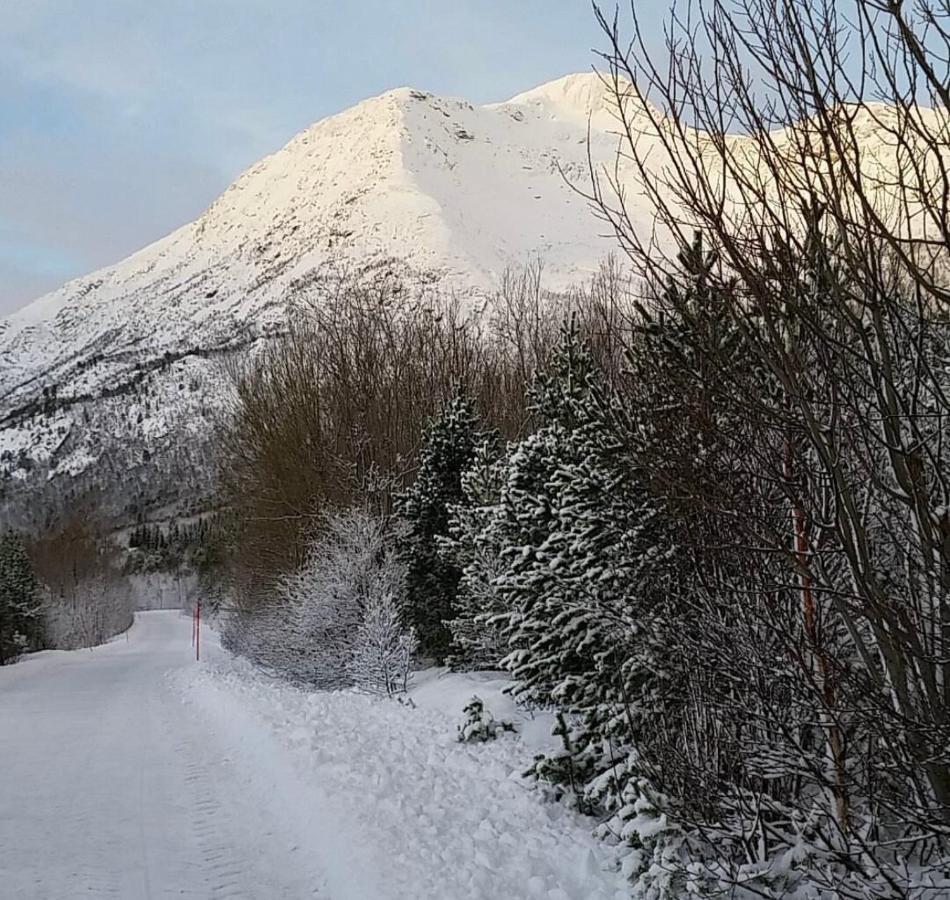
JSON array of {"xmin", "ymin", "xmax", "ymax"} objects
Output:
[
  {"xmin": 218, "ymin": 261, "xmax": 628, "ymax": 614},
  {"xmin": 29, "ymin": 510, "xmax": 134, "ymax": 650}
]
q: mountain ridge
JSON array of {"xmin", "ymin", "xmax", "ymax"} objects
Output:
[
  {"xmin": 2, "ymin": 72, "xmax": 936, "ymax": 504},
  {"xmin": 0, "ymin": 73, "xmax": 640, "ymax": 508},
  {"xmin": 1, "ymin": 74, "xmax": 633, "ymax": 373}
]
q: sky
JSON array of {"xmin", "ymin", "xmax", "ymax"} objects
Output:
[{"xmin": 0, "ymin": 1, "xmax": 611, "ymax": 316}]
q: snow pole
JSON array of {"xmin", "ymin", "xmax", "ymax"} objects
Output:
[{"xmin": 195, "ymin": 599, "xmax": 201, "ymax": 662}]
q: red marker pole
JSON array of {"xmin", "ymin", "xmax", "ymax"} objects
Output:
[{"xmin": 195, "ymin": 599, "xmax": 201, "ymax": 662}]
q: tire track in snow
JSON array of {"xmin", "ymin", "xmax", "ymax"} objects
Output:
[
  {"xmin": 168, "ymin": 679, "xmax": 328, "ymax": 900},
  {"xmin": 180, "ymin": 743, "xmax": 252, "ymax": 899}
]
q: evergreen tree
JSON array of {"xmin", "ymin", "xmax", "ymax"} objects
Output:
[
  {"xmin": 490, "ymin": 322, "xmax": 676, "ymax": 817},
  {"xmin": 0, "ymin": 530, "xmax": 44, "ymax": 664},
  {"xmin": 397, "ymin": 390, "xmax": 482, "ymax": 662},
  {"xmin": 441, "ymin": 436, "xmax": 510, "ymax": 670}
]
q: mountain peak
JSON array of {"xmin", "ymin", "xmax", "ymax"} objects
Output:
[
  {"xmin": 500, "ymin": 71, "xmax": 663, "ymax": 131},
  {"xmin": 0, "ymin": 73, "xmax": 922, "ymax": 488},
  {"xmin": 505, "ymin": 71, "xmax": 611, "ymax": 108},
  {"xmin": 1, "ymin": 72, "xmax": 640, "ymax": 483}
]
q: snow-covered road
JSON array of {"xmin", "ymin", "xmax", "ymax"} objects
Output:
[
  {"xmin": 0, "ymin": 611, "xmax": 325, "ymax": 900},
  {"xmin": 0, "ymin": 610, "xmax": 626, "ymax": 900}
]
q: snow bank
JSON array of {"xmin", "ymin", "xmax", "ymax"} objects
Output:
[
  {"xmin": 0, "ymin": 613, "xmax": 140, "ymax": 687},
  {"xmin": 176, "ymin": 651, "xmax": 627, "ymax": 900},
  {"xmin": 409, "ymin": 666, "xmax": 563, "ymax": 751}
]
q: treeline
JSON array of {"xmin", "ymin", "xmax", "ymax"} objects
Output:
[
  {"xmin": 217, "ymin": 259, "xmax": 628, "ymax": 688},
  {"xmin": 220, "ymin": 241, "xmax": 950, "ymax": 895},
  {"xmin": 217, "ymin": 259, "xmax": 626, "ymax": 611},
  {"xmin": 0, "ymin": 496, "xmax": 231, "ymax": 661},
  {"xmin": 1, "ymin": 504, "xmax": 135, "ymax": 658},
  {"xmin": 126, "ymin": 514, "xmax": 229, "ymax": 583}
]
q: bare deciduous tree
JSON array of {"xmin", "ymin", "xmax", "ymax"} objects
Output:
[{"xmin": 576, "ymin": 0, "xmax": 950, "ymax": 892}]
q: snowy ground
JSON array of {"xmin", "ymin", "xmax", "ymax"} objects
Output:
[{"xmin": 0, "ymin": 610, "xmax": 627, "ymax": 899}]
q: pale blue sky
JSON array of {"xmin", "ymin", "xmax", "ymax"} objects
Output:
[{"xmin": 0, "ymin": 1, "xmax": 618, "ymax": 315}]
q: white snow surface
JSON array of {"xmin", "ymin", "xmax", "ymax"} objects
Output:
[{"xmin": 0, "ymin": 610, "xmax": 627, "ymax": 899}]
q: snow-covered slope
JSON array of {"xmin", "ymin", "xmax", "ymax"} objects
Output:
[
  {"xmin": 1, "ymin": 73, "xmax": 938, "ymax": 493},
  {"xmin": 1, "ymin": 73, "xmax": 650, "ymax": 488},
  {"xmin": 0, "ymin": 611, "xmax": 626, "ymax": 899},
  {"xmin": 1, "ymin": 74, "xmax": 640, "ymax": 380}
]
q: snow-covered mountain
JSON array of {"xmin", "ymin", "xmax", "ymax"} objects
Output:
[
  {"xmin": 1, "ymin": 72, "xmax": 933, "ymax": 504},
  {"xmin": 1, "ymin": 73, "xmax": 654, "ymax": 495}
]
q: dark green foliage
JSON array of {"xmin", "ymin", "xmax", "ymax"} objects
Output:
[
  {"xmin": 0, "ymin": 530, "xmax": 44, "ymax": 664},
  {"xmin": 125, "ymin": 513, "xmax": 231, "ymax": 584},
  {"xmin": 397, "ymin": 391, "xmax": 482, "ymax": 662},
  {"xmin": 490, "ymin": 322, "xmax": 676, "ymax": 816},
  {"xmin": 441, "ymin": 436, "xmax": 509, "ymax": 670}
]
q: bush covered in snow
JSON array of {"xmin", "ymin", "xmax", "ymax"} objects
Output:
[
  {"xmin": 347, "ymin": 591, "xmax": 418, "ymax": 696},
  {"xmin": 41, "ymin": 576, "xmax": 134, "ymax": 651},
  {"xmin": 456, "ymin": 695, "xmax": 516, "ymax": 743},
  {"xmin": 226, "ymin": 508, "xmax": 416, "ymax": 694},
  {"xmin": 0, "ymin": 520, "xmax": 135, "ymax": 660}
]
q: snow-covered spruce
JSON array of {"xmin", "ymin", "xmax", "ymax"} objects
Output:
[
  {"xmin": 441, "ymin": 435, "xmax": 511, "ymax": 671},
  {"xmin": 432, "ymin": 324, "xmax": 692, "ymax": 890},
  {"xmin": 396, "ymin": 389, "xmax": 483, "ymax": 663},
  {"xmin": 495, "ymin": 327, "xmax": 675, "ymax": 815},
  {"xmin": 0, "ymin": 530, "xmax": 44, "ymax": 664}
]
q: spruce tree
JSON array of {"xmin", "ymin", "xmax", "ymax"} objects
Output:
[
  {"xmin": 441, "ymin": 435, "xmax": 509, "ymax": 670},
  {"xmin": 397, "ymin": 390, "xmax": 481, "ymax": 662},
  {"xmin": 0, "ymin": 530, "xmax": 44, "ymax": 664},
  {"xmin": 491, "ymin": 322, "xmax": 676, "ymax": 815}
]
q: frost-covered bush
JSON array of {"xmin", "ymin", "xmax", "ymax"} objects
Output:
[
  {"xmin": 279, "ymin": 508, "xmax": 408, "ymax": 688},
  {"xmin": 222, "ymin": 601, "xmax": 288, "ymax": 671},
  {"xmin": 347, "ymin": 591, "xmax": 417, "ymax": 696},
  {"xmin": 25, "ymin": 513, "xmax": 134, "ymax": 650},
  {"xmin": 456, "ymin": 695, "xmax": 516, "ymax": 743},
  {"xmin": 42, "ymin": 574, "xmax": 134, "ymax": 650},
  {"xmin": 234, "ymin": 508, "xmax": 417, "ymax": 693}
]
